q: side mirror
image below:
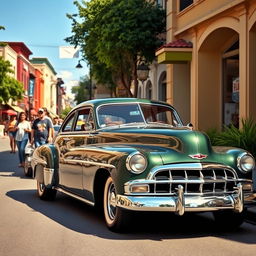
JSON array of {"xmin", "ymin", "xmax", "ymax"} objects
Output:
[{"xmin": 187, "ymin": 123, "xmax": 193, "ymax": 130}]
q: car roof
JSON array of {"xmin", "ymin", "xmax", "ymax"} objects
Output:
[{"xmin": 74, "ymin": 98, "xmax": 172, "ymax": 110}]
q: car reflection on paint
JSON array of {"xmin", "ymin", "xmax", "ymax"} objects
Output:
[{"xmin": 31, "ymin": 98, "xmax": 256, "ymax": 232}]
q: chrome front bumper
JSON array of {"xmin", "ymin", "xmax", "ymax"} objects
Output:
[{"xmin": 116, "ymin": 183, "xmax": 256, "ymax": 215}]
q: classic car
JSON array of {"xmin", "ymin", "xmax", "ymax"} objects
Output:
[{"xmin": 31, "ymin": 98, "xmax": 256, "ymax": 232}]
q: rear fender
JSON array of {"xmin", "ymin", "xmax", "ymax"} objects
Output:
[{"xmin": 33, "ymin": 144, "xmax": 59, "ymax": 187}]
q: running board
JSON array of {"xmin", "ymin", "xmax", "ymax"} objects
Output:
[{"xmin": 55, "ymin": 187, "xmax": 95, "ymax": 207}]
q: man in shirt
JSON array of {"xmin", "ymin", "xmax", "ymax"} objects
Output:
[{"xmin": 31, "ymin": 108, "xmax": 54, "ymax": 148}]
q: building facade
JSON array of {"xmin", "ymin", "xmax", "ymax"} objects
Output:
[
  {"xmin": 0, "ymin": 42, "xmax": 34, "ymax": 118},
  {"xmin": 30, "ymin": 58, "xmax": 57, "ymax": 116},
  {"xmin": 156, "ymin": 0, "xmax": 256, "ymax": 131},
  {"xmin": 138, "ymin": 0, "xmax": 167, "ymax": 102}
]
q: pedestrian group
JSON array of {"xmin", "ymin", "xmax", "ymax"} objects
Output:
[{"xmin": 5, "ymin": 108, "xmax": 59, "ymax": 168}]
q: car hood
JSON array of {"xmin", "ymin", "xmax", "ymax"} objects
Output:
[{"xmin": 99, "ymin": 126, "xmax": 216, "ymax": 164}]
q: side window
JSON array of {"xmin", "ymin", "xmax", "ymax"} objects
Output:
[
  {"xmin": 62, "ymin": 113, "xmax": 76, "ymax": 132},
  {"xmin": 179, "ymin": 0, "xmax": 193, "ymax": 12},
  {"xmin": 74, "ymin": 108, "xmax": 92, "ymax": 131}
]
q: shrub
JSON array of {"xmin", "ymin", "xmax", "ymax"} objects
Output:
[{"xmin": 206, "ymin": 119, "xmax": 256, "ymax": 157}]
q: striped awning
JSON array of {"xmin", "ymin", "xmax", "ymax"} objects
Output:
[{"xmin": 8, "ymin": 104, "xmax": 25, "ymax": 113}]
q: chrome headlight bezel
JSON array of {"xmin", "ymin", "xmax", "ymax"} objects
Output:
[
  {"xmin": 237, "ymin": 152, "xmax": 255, "ymax": 173},
  {"xmin": 126, "ymin": 152, "xmax": 147, "ymax": 174}
]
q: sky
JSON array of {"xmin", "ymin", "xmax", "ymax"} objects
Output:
[{"xmin": 0, "ymin": 0, "xmax": 88, "ymax": 95}]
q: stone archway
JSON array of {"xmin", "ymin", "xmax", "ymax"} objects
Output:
[
  {"xmin": 249, "ymin": 22, "xmax": 256, "ymax": 120},
  {"xmin": 197, "ymin": 27, "xmax": 239, "ymax": 131},
  {"xmin": 158, "ymin": 71, "xmax": 166, "ymax": 102}
]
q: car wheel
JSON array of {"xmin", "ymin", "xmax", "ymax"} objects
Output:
[
  {"xmin": 213, "ymin": 210, "xmax": 246, "ymax": 230},
  {"xmin": 24, "ymin": 155, "xmax": 32, "ymax": 177},
  {"xmin": 37, "ymin": 180, "xmax": 57, "ymax": 201},
  {"xmin": 103, "ymin": 176, "xmax": 129, "ymax": 232}
]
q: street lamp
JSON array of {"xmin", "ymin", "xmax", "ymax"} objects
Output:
[
  {"xmin": 137, "ymin": 63, "xmax": 150, "ymax": 82},
  {"xmin": 76, "ymin": 60, "xmax": 83, "ymax": 69},
  {"xmin": 137, "ymin": 63, "xmax": 150, "ymax": 98},
  {"xmin": 76, "ymin": 60, "xmax": 94, "ymax": 100}
]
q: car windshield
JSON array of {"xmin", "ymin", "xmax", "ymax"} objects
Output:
[{"xmin": 97, "ymin": 103, "xmax": 182, "ymax": 128}]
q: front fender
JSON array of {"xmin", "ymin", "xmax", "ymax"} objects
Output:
[
  {"xmin": 95, "ymin": 144, "xmax": 163, "ymax": 194},
  {"xmin": 32, "ymin": 144, "xmax": 59, "ymax": 187}
]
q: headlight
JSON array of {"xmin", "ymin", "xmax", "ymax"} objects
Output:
[
  {"xmin": 237, "ymin": 153, "xmax": 255, "ymax": 173},
  {"xmin": 126, "ymin": 152, "xmax": 147, "ymax": 174}
]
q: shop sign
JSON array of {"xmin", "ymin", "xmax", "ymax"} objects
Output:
[
  {"xmin": 232, "ymin": 77, "xmax": 239, "ymax": 103},
  {"xmin": 28, "ymin": 78, "xmax": 35, "ymax": 97}
]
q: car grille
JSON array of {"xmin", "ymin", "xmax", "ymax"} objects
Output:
[{"xmin": 150, "ymin": 166, "xmax": 238, "ymax": 195}]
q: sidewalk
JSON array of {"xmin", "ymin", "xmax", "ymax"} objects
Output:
[{"xmin": 0, "ymin": 135, "xmax": 19, "ymax": 171}]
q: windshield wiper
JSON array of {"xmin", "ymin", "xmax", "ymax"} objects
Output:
[
  {"xmin": 119, "ymin": 122, "xmax": 146, "ymax": 127},
  {"xmin": 146, "ymin": 122, "xmax": 174, "ymax": 127}
]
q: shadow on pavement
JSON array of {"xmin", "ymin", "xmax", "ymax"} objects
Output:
[
  {"xmin": 6, "ymin": 189, "xmax": 256, "ymax": 243},
  {"xmin": 0, "ymin": 144, "xmax": 27, "ymax": 178}
]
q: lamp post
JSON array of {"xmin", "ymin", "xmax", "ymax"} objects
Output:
[
  {"xmin": 137, "ymin": 63, "xmax": 150, "ymax": 98},
  {"xmin": 76, "ymin": 60, "xmax": 93, "ymax": 100}
]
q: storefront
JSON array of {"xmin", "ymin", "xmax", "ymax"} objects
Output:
[{"xmin": 156, "ymin": 0, "xmax": 256, "ymax": 131}]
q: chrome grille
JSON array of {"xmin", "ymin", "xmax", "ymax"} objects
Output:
[{"xmin": 151, "ymin": 167, "xmax": 237, "ymax": 195}]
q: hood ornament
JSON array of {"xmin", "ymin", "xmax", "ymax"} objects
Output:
[{"xmin": 189, "ymin": 153, "xmax": 208, "ymax": 159}]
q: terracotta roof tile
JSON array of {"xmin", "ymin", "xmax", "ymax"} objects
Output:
[{"xmin": 158, "ymin": 39, "xmax": 193, "ymax": 51}]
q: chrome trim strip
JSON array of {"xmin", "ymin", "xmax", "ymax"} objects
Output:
[
  {"xmin": 64, "ymin": 159, "xmax": 115, "ymax": 169},
  {"xmin": 55, "ymin": 187, "xmax": 95, "ymax": 206}
]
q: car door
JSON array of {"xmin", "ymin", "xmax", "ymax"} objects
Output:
[{"xmin": 56, "ymin": 108, "xmax": 91, "ymax": 196}]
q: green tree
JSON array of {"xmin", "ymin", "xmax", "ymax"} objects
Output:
[
  {"xmin": 0, "ymin": 57, "xmax": 24, "ymax": 104},
  {"xmin": 66, "ymin": 0, "xmax": 165, "ymax": 97},
  {"xmin": 71, "ymin": 75, "xmax": 91, "ymax": 104},
  {"xmin": 60, "ymin": 106, "xmax": 72, "ymax": 119}
]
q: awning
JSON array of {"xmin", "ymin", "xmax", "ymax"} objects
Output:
[
  {"xmin": 156, "ymin": 39, "xmax": 193, "ymax": 64},
  {"xmin": 0, "ymin": 109, "xmax": 17, "ymax": 115},
  {"xmin": 8, "ymin": 104, "xmax": 24, "ymax": 113}
]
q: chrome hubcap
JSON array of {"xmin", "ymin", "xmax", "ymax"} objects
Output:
[{"xmin": 107, "ymin": 183, "xmax": 116, "ymax": 220}]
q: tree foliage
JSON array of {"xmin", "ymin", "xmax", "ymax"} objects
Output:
[
  {"xmin": 60, "ymin": 106, "xmax": 72, "ymax": 119},
  {"xmin": 0, "ymin": 57, "xmax": 24, "ymax": 104},
  {"xmin": 66, "ymin": 0, "xmax": 165, "ymax": 97},
  {"xmin": 71, "ymin": 75, "xmax": 91, "ymax": 104}
]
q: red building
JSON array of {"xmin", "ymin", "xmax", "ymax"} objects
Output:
[{"xmin": 7, "ymin": 42, "xmax": 38, "ymax": 118}]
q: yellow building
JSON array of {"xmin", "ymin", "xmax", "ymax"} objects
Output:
[
  {"xmin": 156, "ymin": 0, "xmax": 256, "ymax": 131},
  {"xmin": 30, "ymin": 58, "xmax": 57, "ymax": 115}
]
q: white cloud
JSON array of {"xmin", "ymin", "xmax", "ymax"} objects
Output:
[
  {"xmin": 58, "ymin": 70, "xmax": 73, "ymax": 80},
  {"xmin": 65, "ymin": 80, "xmax": 80, "ymax": 94}
]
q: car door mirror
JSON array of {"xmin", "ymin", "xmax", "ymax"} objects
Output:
[{"xmin": 187, "ymin": 123, "xmax": 193, "ymax": 130}]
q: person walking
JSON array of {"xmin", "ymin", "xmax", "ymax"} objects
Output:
[
  {"xmin": 14, "ymin": 112, "xmax": 31, "ymax": 167},
  {"xmin": 7, "ymin": 115, "xmax": 17, "ymax": 153},
  {"xmin": 31, "ymin": 108, "xmax": 54, "ymax": 148}
]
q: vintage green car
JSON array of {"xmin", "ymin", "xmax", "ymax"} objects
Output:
[{"xmin": 32, "ymin": 98, "xmax": 256, "ymax": 232}]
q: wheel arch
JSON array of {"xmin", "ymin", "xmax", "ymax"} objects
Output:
[{"xmin": 93, "ymin": 168, "xmax": 110, "ymax": 210}]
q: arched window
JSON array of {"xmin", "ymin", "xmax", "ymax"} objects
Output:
[{"xmin": 145, "ymin": 81, "xmax": 152, "ymax": 100}]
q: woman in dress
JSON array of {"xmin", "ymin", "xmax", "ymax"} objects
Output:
[
  {"xmin": 7, "ymin": 115, "xmax": 17, "ymax": 153},
  {"xmin": 14, "ymin": 112, "xmax": 31, "ymax": 167}
]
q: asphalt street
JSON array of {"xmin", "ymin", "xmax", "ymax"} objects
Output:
[{"xmin": 1, "ymin": 135, "xmax": 256, "ymax": 256}]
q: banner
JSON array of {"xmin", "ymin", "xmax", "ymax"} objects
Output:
[{"xmin": 59, "ymin": 46, "xmax": 80, "ymax": 59}]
